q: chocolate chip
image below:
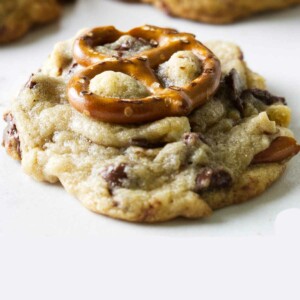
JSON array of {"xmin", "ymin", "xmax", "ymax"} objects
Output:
[
  {"xmin": 25, "ymin": 74, "xmax": 36, "ymax": 89},
  {"xmin": 224, "ymin": 69, "xmax": 244, "ymax": 114},
  {"xmin": 241, "ymin": 88, "xmax": 286, "ymax": 105},
  {"xmin": 68, "ymin": 62, "xmax": 78, "ymax": 74},
  {"xmin": 210, "ymin": 169, "xmax": 233, "ymax": 189},
  {"xmin": 131, "ymin": 138, "xmax": 166, "ymax": 148},
  {"xmin": 2, "ymin": 113, "xmax": 21, "ymax": 160},
  {"xmin": 195, "ymin": 167, "xmax": 232, "ymax": 193},
  {"xmin": 223, "ymin": 69, "xmax": 286, "ymax": 114},
  {"xmin": 100, "ymin": 163, "xmax": 128, "ymax": 190},
  {"xmin": 28, "ymin": 81, "xmax": 37, "ymax": 89},
  {"xmin": 183, "ymin": 132, "xmax": 208, "ymax": 146}
]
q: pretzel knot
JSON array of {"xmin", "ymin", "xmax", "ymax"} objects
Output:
[{"xmin": 68, "ymin": 25, "xmax": 221, "ymax": 124}]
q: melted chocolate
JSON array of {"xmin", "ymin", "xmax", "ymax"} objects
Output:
[
  {"xmin": 195, "ymin": 167, "xmax": 232, "ymax": 193},
  {"xmin": 130, "ymin": 138, "xmax": 166, "ymax": 148},
  {"xmin": 100, "ymin": 163, "xmax": 128, "ymax": 191},
  {"xmin": 241, "ymin": 89, "xmax": 286, "ymax": 105}
]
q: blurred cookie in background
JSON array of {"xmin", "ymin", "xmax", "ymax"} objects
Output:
[
  {"xmin": 0, "ymin": 0, "xmax": 75, "ymax": 44},
  {"xmin": 127, "ymin": 0, "xmax": 300, "ymax": 24}
]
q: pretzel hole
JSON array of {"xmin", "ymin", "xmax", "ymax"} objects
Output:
[
  {"xmin": 89, "ymin": 71, "xmax": 151, "ymax": 99},
  {"xmin": 157, "ymin": 51, "xmax": 203, "ymax": 88},
  {"xmin": 94, "ymin": 35, "xmax": 154, "ymax": 58}
]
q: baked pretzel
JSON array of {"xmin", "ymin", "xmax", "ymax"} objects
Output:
[
  {"xmin": 68, "ymin": 25, "xmax": 221, "ymax": 124},
  {"xmin": 252, "ymin": 136, "xmax": 300, "ymax": 164},
  {"xmin": 74, "ymin": 25, "xmax": 181, "ymax": 66}
]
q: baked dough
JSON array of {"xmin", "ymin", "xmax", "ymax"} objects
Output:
[
  {"xmin": 2, "ymin": 27, "xmax": 299, "ymax": 222},
  {"xmin": 140, "ymin": 0, "xmax": 300, "ymax": 24},
  {"xmin": 0, "ymin": 0, "xmax": 74, "ymax": 43}
]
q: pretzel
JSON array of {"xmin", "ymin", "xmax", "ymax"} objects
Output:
[
  {"xmin": 252, "ymin": 136, "xmax": 300, "ymax": 164},
  {"xmin": 68, "ymin": 25, "xmax": 221, "ymax": 124},
  {"xmin": 73, "ymin": 25, "xmax": 184, "ymax": 66}
]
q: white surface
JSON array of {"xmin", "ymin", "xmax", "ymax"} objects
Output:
[
  {"xmin": 1, "ymin": 237, "xmax": 300, "ymax": 300},
  {"xmin": 0, "ymin": 0, "xmax": 299, "ymax": 237}
]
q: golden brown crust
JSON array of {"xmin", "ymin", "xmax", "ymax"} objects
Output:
[
  {"xmin": 80, "ymin": 163, "xmax": 286, "ymax": 223},
  {"xmin": 141, "ymin": 0, "xmax": 300, "ymax": 24},
  {"xmin": 0, "ymin": 0, "xmax": 64, "ymax": 44},
  {"xmin": 2, "ymin": 24, "xmax": 298, "ymax": 223},
  {"xmin": 204, "ymin": 163, "xmax": 286, "ymax": 212}
]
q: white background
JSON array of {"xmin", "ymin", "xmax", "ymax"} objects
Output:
[{"xmin": 0, "ymin": 1, "xmax": 300, "ymax": 298}]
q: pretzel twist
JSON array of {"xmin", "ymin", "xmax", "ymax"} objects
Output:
[{"xmin": 68, "ymin": 25, "xmax": 221, "ymax": 124}]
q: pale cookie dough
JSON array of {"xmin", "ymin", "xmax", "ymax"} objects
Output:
[
  {"xmin": 139, "ymin": 0, "xmax": 300, "ymax": 24},
  {"xmin": 2, "ymin": 29, "xmax": 298, "ymax": 222},
  {"xmin": 0, "ymin": 0, "xmax": 74, "ymax": 44}
]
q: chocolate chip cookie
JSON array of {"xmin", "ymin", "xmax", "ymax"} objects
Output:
[
  {"xmin": 0, "ymin": 0, "xmax": 74, "ymax": 44},
  {"xmin": 3, "ymin": 25, "xmax": 299, "ymax": 222},
  {"xmin": 139, "ymin": 0, "xmax": 300, "ymax": 24}
]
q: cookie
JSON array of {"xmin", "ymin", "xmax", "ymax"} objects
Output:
[
  {"xmin": 2, "ymin": 25, "xmax": 299, "ymax": 222},
  {"xmin": 139, "ymin": 0, "xmax": 300, "ymax": 24},
  {"xmin": 0, "ymin": 0, "xmax": 73, "ymax": 44}
]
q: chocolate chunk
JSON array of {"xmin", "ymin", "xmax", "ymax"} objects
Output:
[
  {"xmin": 223, "ymin": 69, "xmax": 286, "ymax": 115},
  {"xmin": 195, "ymin": 167, "xmax": 232, "ymax": 193},
  {"xmin": 115, "ymin": 36, "xmax": 151, "ymax": 55},
  {"xmin": 2, "ymin": 113, "xmax": 21, "ymax": 160},
  {"xmin": 25, "ymin": 74, "xmax": 36, "ymax": 89},
  {"xmin": 100, "ymin": 163, "xmax": 128, "ymax": 190},
  {"xmin": 29, "ymin": 81, "xmax": 37, "ymax": 89},
  {"xmin": 241, "ymin": 89, "xmax": 286, "ymax": 105},
  {"xmin": 210, "ymin": 169, "xmax": 233, "ymax": 189},
  {"xmin": 131, "ymin": 138, "xmax": 166, "ymax": 148},
  {"xmin": 224, "ymin": 69, "xmax": 244, "ymax": 114},
  {"xmin": 68, "ymin": 62, "xmax": 78, "ymax": 74}
]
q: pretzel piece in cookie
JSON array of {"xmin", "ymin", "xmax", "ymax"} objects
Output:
[
  {"xmin": 73, "ymin": 25, "xmax": 177, "ymax": 66},
  {"xmin": 252, "ymin": 136, "xmax": 300, "ymax": 164},
  {"xmin": 69, "ymin": 26, "xmax": 221, "ymax": 124},
  {"xmin": 68, "ymin": 26, "xmax": 221, "ymax": 124}
]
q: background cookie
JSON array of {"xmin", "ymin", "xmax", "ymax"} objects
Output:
[
  {"xmin": 0, "ymin": 0, "xmax": 74, "ymax": 44},
  {"xmin": 138, "ymin": 0, "xmax": 300, "ymax": 24}
]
